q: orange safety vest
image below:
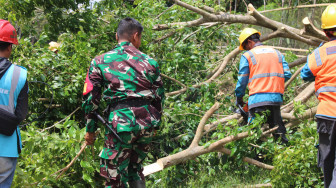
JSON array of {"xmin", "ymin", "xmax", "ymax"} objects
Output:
[
  {"xmin": 308, "ymin": 40, "xmax": 336, "ymax": 118},
  {"xmin": 243, "ymin": 45, "xmax": 285, "ymax": 96}
]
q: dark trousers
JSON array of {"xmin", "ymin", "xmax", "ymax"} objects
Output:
[
  {"xmin": 249, "ymin": 105, "xmax": 287, "ymax": 142},
  {"xmin": 317, "ymin": 118, "xmax": 336, "ymax": 188}
]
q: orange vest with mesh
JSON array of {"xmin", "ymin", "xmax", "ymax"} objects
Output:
[
  {"xmin": 308, "ymin": 40, "xmax": 336, "ymax": 118},
  {"xmin": 243, "ymin": 46, "xmax": 285, "ymax": 96}
]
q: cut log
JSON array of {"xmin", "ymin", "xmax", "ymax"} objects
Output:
[{"xmin": 143, "ymin": 163, "xmax": 163, "ymax": 176}]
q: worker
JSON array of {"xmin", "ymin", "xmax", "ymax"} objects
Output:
[
  {"xmin": 300, "ymin": 4, "xmax": 336, "ymax": 187},
  {"xmin": 235, "ymin": 28, "xmax": 292, "ymax": 144},
  {"xmin": 0, "ymin": 20, "xmax": 28, "ymax": 187},
  {"xmin": 82, "ymin": 17, "xmax": 164, "ymax": 188}
]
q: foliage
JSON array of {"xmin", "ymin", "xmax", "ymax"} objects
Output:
[
  {"xmin": 13, "ymin": 120, "xmax": 104, "ymax": 187},
  {"xmin": 0, "ymin": 0, "xmax": 95, "ymax": 40},
  {"xmin": 271, "ymin": 120, "xmax": 323, "ymax": 188},
  {"xmin": 2, "ymin": 0, "xmax": 325, "ymax": 187}
]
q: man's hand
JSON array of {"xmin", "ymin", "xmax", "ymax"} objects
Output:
[
  {"xmin": 236, "ymin": 97, "xmax": 244, "ymax": 107},
  {"xmin": 85, "ymin": 132, "xmax": 96, "ymax": 145}
]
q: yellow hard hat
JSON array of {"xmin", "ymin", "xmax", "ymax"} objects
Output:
[
  {"xmin": 321, "ymin": 4, "xmax": 336, "ymax": 29},
  {"xmin": 48, "ymin": 41, "xmax": 60, "ymax": 52},
  {"xmin": 239, "ymin": 28, "xmax": 261, "ymax": 50}
]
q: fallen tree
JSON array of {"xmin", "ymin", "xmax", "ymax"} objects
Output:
[{"xmin": 144, "ymin": 0, "xmax": 323, "ymax": 177}]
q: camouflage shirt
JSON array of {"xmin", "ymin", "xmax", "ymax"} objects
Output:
[{"xmin": 82, "ymin": 42, "xmax": 164, "ymax": 133}]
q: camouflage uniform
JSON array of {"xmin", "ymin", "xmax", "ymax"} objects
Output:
[{"xmin": 82, "ymin": 42, "xmax": 164, "ymax": 187}]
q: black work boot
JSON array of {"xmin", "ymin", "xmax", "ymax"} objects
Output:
[
  {"xmin": 273, "ymin": 132, "xmax": 289, "ymax": 145},
  {"xmin": 128, "ymin": 180, "xmax": 146, "ymax": 188},
  {"xmin": 276, "ymin": 125, "xmax": 289, "ymax": 145},
  {"xmin": 280, "ymin": 134, "xmax": 289, "ymax": 145}
]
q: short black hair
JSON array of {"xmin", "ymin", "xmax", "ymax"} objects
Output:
[
  {"xmin": 0, "ymin": 41, "xmax": 11, "ymax": 52},
  {"xmin": 324, "ymin": 28, "xmax": 336, "ymax": 38},
  {"xmin": 242, "ymin": 33, "xmax": 260, "ymax": 49},
  {"xmin": 117, "ymin": 17, "xmax": 143, "ymax": 40},
  {"xmin": 248, "ymin": 33, "xmax": 261, "ymax": 42}
]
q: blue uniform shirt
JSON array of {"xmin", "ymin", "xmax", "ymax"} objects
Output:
[
  {"xmin": 235, "ymin": 50, "xmax": 292, "ymax": 109},
  {"xmin": 0, "ymin": 64, "xmax": 27, "ymax": 157}
]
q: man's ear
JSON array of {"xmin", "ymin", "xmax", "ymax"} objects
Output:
[
  {"xmin": 115, "ymin": 33, "xmax": 119, "ymax": 41},
  {"xmin": 133, "ymin": 32, "xmax": 139, "ymax": 41},
  {"xmin": 7, "ymin": 44, "xmax": 12, "ymax": 53}
]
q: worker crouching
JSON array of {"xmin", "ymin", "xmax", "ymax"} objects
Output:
[{"xmin": 235, "ymin": 28, "xmax": 292, "ymax": 144}]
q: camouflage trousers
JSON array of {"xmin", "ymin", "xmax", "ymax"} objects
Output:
[{"xmin": 100, "ymin": 128, "xmax": 154, "ymax": 188}]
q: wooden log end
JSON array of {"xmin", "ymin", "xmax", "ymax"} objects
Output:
[
  {"xmin": 302, "ymin": 17, "xmax": 310, "ymax": 25},
  {"xmin": 247, "ymin": 3, "xmax": 255, "ymax": 11},
  {"xmin": 143, "ymin": 161, "xmax": 164, "ymax": 176}
]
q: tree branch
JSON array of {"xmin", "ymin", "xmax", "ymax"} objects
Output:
[
  {"xmin": 281, "ymin": 82, "xmax": 315, "ymax": 113},
  {"xmin": 289, "ymin": 57, "xmax": 306, "ymax": 68},
  {"xmin": 179, "ymin": 22, "xmax": 220, "ymax": 44},
  {"xmin": 217, "ymin": 147, "xmax": 274, "ymax": 170},
  {"xmin": 285, "ymin": 65, "xmax": 304, "ymax": 89},
  {"xmin": 155, "ymin": 4, "xmax": 175, "ymax": 19},
  {"xmin": 161, "ymin": 73, "xmax": 186, "ymax": 88},
  {"xmin": 154, "ymin": 2, "xmax": 327, "ymax": 45},
  {"xmin": 172, "ymin": 0, "xmax": 217, "ymax": 20},
  {"xmin": 166, "ymin": 48, "xmax": 240, "ymax": 97},
  {"xmin": 260, "ymin": 3, "xmax": 333, "ymax": 13},
  {"xmin": 281, "ymin": 107, "xmax": 317, "ymax": 120},
  {"xmin": 272, "ymin": 46, "xmax": 309, "ymax": 53},
  {"xmin": 301, "ymin": 17, "xmax": 328, "ymax": 41},
  {"xmin": 41, "ymin": 107, "xmax": 81, "ymax": 132},
  {"xmin": 190, "ymin": 102, "xmax": 221, "ymax": 147},
  {"xmin": 153, "ymin": 18, "xmax": 206, "ymax": 31},
  {"xmin": 152, "ymin": 31, "xmax": 176, "ymax": 43}
]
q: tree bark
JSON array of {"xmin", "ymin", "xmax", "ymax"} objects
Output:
[
  {"xmin": 154, "ymin": 1, "xmax": 326, "ymax": 46},
  {"xmin": 190, "ymin": 102, "xmax": 221, "ymax": 147},
  {"xmin": 218, "ymin": 147, "xmax": 274, "ymax": 170}
]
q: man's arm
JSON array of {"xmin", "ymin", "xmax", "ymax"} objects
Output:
[
  {"xmin": 150, "ymin": 59, "xmax": 165, "ymax": 115},
  {"xmin": 0, "ymin": 81, "xmax": 28, "ymax": 135},
  {"xmin": 300, "ymin": 56, "xmax": 315, "ymax": 82},
  {"xmin": 82, "ymin": 59, "xmax": 103, "ymax": 133},
  {"xmin": 282, "ymin": 56, "xmax": 292, "ymax": 82},
  {"xmin": 235, "ymin": 56, "xmax": 249, "ymax": 98},
  {"xmin": 0, "ymin": 80, "xmax": 28, "ymax": 124}
]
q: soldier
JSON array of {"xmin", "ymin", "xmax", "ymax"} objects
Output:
[
  {"xmin": 0, "ymin": 20, "xmax": 28, "ymax": 187},
  {"xmin": 82, "ymin": 17, "xmax": 164, "ymax": 188},
  {"xmin": 300, "ymin": 4, "xmax": 336, "ymax": 187},
  {"xmin": 235, "ymin": 28, "xmax": 292, "ymax": 144}
]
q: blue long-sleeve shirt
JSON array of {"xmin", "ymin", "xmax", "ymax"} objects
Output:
[
  {"xmin": 300, "ymin": 57, "xmax": 315, "ymax": 81},
  {"xmin": 235, "ymin": 51, "xmax": 292, "ymax": 109}
]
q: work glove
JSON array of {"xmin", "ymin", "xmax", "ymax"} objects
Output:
[
  {"xmin": 85, "ymin": 132, "xmax": 96, "ymax": 145},
  {"xmin": 235, "ymin": 97, "xmax": 244, "ymax": 107}
]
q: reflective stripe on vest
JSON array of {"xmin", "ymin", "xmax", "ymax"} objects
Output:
[
  {"xmin": 0, "ymin": 65, "xmax": 21, "ymax": 113},
  {"xmin": 316, "ymin": 86, "xmax": 336, "ymax": 97},
  {"xmin": 247, "ymin": 51, "xmax": 257, "ymax": 65},
  {"xmin": 275, "ymin": 50, "xmax": 282, "ymax": 63},
  {"xmin": 244, "ymin": 46, "xmax": 285, "ymax": 96},
  {"xmin": 326, "ymin": 46, "xmax": 336, "ymax": 55},
  {"xmin": 248, "ymin": 72, "xmax": 285, "ymax": 83},
  {"xmin": 314, "ymin": 48, "xmax": 323, "ymax": 66},
  {"xmin": 308, "ymin": 40, "xmax": 336, "ymax": 118}
]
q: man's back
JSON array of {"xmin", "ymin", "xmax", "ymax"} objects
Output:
[
  {"xmin": 305, "ymin": 40, "xmax": 336, "ymax": 118},
  {"xmin": 92, "ymin": 41, "xmax": 161, "ymax": 102},
  {"xmin": 84, "ymin": 41, "xmax": 164, "ymax": 133},
  {"xmin": 243, "ymin": 45, "xmax": 285, "ymax": 96}
]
